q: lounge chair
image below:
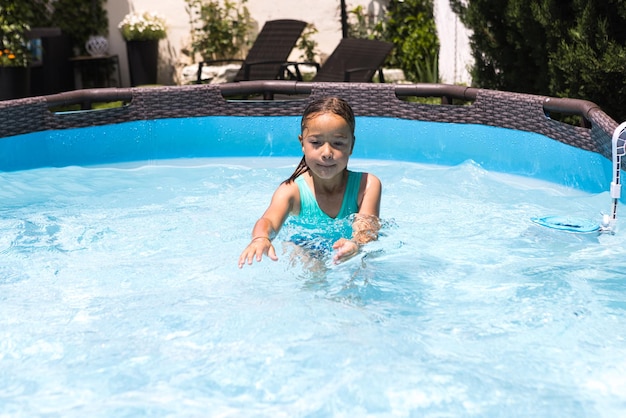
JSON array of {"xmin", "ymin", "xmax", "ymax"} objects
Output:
[
  {"xmin": 284, "ymin": 38, "xmax": 394, "ymax": 83},
  {"xmin": 196, "ymin": 19, "xmax": 307, "ymax": 83}
]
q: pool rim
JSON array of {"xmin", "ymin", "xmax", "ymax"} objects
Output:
[{"xmin": 0, "ymin": 81, "xmax": 618, "ymax": 164}]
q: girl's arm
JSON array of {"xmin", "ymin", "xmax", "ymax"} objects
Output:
[
  {"xmin": 238, "ymin": 183, "xmax": 297, "ymax": 268},
  {"xmin": 333, "ymin": 173, "xmax": 382, "ymax": 262},
  {"xmin": 353, "ymin": 172, "xmax": 382, "ymax": 242}
]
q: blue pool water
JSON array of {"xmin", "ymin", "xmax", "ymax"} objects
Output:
[
  {"xmin": 0, "ymin": 116, "xmax": 611, "ymax": 196},
  {"xmin": 1, "ymin": 116, "xmax": 625, "ymax": 416}
]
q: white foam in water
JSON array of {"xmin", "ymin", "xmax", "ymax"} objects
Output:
[{"xmin": 1, "ymin": 157, "xmax": 626, "ymax": 417}]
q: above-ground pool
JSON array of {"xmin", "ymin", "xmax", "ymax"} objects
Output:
[{"xmin": 1, "ymin": 82, "xmax": 625, "ymax": 416}]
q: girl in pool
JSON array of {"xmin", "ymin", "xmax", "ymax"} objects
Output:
[{"xmin": 238, "ymin": 96, "xmax": 381, "ymax": 268}]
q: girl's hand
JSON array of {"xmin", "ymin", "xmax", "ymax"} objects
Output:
[
  {"xmin": 332, "ymin": 238, "xmax": 359, "ymax": 263},
  {"xmin": 238, "ymin": 237, "xmax": 278, "ymax": 268}
]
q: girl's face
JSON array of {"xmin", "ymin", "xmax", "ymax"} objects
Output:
[{"xmin": 299, "ymin": 112, "xmax": 354, "ymax": 180}]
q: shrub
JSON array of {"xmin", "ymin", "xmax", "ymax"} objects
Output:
[
  {"xmin": 345, "ymin": 0, "xmax": 440, "ymax": 83},
  {"xmin": 183, "ymin": 0, "xmax": 253, "ymax": 61},
  {"xmin": 451, "ymin": 0, "xmax": 626, "ymax": 122}
]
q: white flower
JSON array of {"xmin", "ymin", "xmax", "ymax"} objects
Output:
[{"xmin": 118, "ymin": 11, "xmax": 167, "ymax": 41}]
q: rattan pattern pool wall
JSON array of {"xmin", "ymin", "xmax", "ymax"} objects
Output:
[{"xmin": 0, "ymin": 81, "xmax": 619, "ymax": 162}]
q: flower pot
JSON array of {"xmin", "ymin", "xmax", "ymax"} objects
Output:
[
  {"xmin": 126, "ymin": 40, "xmax": 159, "ymax": 86},
  {"xmin": 0, "ymin": 66, "xmax": 30, "ymax": 101}
]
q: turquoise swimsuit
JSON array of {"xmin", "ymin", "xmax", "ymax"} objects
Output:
[
  {"xmin": 287, "ymin": 171, "xmax": 362, "ymax": 254},
  {"xmin": 295, "ymin": 170, "xmax": 362, "ymax": 220}
]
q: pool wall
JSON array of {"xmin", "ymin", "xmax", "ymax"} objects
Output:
[{"xmin": 0, "ymin": 81, "xmax": 620, "ymax": 194}]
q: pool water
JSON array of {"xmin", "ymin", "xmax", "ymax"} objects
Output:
[{"xmin": 1, "ymin": 157, "xmax": 625, "ymax": 416}]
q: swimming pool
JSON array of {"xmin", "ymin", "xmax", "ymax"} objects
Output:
[{"xmin": 1, "ymin": 82, "xmax": 625, "ymax": 416}]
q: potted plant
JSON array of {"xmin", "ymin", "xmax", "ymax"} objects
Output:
[
  {"xmin": 0, "ymin": 2, "xmax": 32, "ymax": 100},
  {"xmin": 118, "ymin": 11, "xmax": 167, "ymax": 86}
]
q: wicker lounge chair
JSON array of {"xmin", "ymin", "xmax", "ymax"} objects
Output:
[
  {"xmin": 195, "ymin": 19, "xmax": 307, "ymax": 84},
  {"xmin": 284, "ymin": 38, "xmax": 394, "ymax": 83}
]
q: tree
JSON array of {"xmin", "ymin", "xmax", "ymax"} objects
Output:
[
  {"xmin": 381, "ymin": 0, "xmax": 440, "ymax": 83},
  {"xmin": 547, "ymin": 1, "xmax": 626, "ymax": 122},
  {"xmin": 347, "ymin": 0, "xmax": 440, "ymax": 83},
  {"xmin": 450, "ymin": 0, "xmax": 626, "ymax": 122}
]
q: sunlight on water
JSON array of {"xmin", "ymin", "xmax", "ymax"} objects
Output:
[{"xmin": 1, "ymin": 157, "xmax": 625, "ymax": 417}]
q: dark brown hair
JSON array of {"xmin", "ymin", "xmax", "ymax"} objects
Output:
[{"xmin": 283, "ymin": 97, "xmax": 356, "ymax": 184}]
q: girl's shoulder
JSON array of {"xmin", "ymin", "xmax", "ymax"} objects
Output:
[
  {"xmin": 367, "ymin": 172, "xmax": 381, "ymax": 182},
  {"xmin": 355, "ymin": 171, "xmax": 381, "ymax": 187},
  {"xmin": 275, "ymin": 178, "xmax": 303, "ymax": 205},
  {"xmin": 275, "ymin": 178, "xmax": 300, "ymax": 196}
]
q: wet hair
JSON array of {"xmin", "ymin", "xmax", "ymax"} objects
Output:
[{"xmin": 282, "ymin": 97, "xmax": 356, "ymax": 184}]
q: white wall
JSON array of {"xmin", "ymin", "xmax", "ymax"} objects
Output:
[
  {"xmin": 106, "ymin": 0, "xmax": 472, "ymax": 87},
  {"xmin": 433, "ymin": 0, "xmax": 473, "ymax": 85}
]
